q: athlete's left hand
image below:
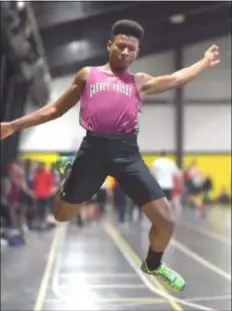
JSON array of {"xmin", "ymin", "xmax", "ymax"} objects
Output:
[{"xmin": 204, "ymin": 45, "xmax": 220, "ymax": 68}]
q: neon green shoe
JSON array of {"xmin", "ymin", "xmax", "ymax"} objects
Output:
[
  {"xmin": 55, "ymin": 156, "xmax": 72, "ymax": 176},
  {"xmin": 141, "ymin": 261, "xmax": 186, "ymax": 292}
]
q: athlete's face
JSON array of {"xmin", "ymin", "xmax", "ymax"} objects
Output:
[{"xmin": 107, "ymin": 34, "xmax": 139, "ymax": 70}]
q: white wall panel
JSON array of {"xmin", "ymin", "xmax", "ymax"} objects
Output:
[
  {"xmin": 183, "ymin": 36, "xmax": 231, "ymax": 100},
  {"xmin": 50, "ymin": 74, "xmax": 74, "ymax": 100},
  {"xmin": 19, "ymin": 74, "xmax": 85, "ymax": 152},
  {"xmin": 183, "ymin": 104, "xmax": 231, "ymax": 152},
  {"xmin": 138, "ymin": 104, "xmax": 175, "ymax": 152},
  {"xmin": 20, "ymin": 103, "xmax": 175, "ymax": 152},
  {"xmin": 19, "ymin": 105, "xmax": 86, "ymax": 152}
]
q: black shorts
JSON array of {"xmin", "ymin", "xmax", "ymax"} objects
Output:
[
  {"xmin": 19, "ymin": 190, "xmax": 34, "ymax": 206},
  {"xmin": 162, "ymin": 189, "xmax": 173, "ymax": 201},
  {"xmin": 96, "ymin": 188, "xmax": 107, "ymax": 204},
  {"xmin": 60, "ymin": 132, "xmax": 165, "ymax": 207},
  {"xmin": 189, "ymin": 184, "xmax": 202, "ymax": 195}
]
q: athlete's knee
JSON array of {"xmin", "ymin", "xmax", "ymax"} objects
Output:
[
  {"xmin": 142, "ymin": 197, "xmax": 175, "ymax": 234},
  {"xmin": 53, "ymin": 196, "xmax": 81, "ymax": 222}
]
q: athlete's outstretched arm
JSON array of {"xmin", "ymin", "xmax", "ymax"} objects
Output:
[
  {"xmin": 137, "ymin": 44, "xmax": 220, "ymax": 96},
  {"xmin": 0, "ymin": 67, "xmax": 89, "ymax": 140}
]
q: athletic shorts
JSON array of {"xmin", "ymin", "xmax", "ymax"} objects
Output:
[
  {"xmin": 60, "ymin": 132, "xmax": 165, "ymax": 207},
  {"xmin": 162, "ymin": 189, "xmax": 173, "ymax": 201},
  {"xmin": 96, "ymin": 188, "xmax": 107, "ymax": 204},
  {"xmin": 189, "ymin": 184, "xmax": 202, "ymax": 195}
]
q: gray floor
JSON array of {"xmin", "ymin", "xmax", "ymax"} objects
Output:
[{"xmin": 1, "ymin": 206, "xmax": 231, "ymax": 311}]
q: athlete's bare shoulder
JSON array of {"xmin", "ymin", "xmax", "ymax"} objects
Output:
[
  {"xmin": 134, "ymin": 72, "xmax": 149, "ymax": 85},
  {"xmin": 71, "ymin": 67, "xmax": 92, "ymax": 93},
  {"xmin": 73, "ymin": 67, "xmax": 91, "ymax": 84},
  {"xmin": 134, "ymin": 72, "xmax": 150, "ymax": 99}
]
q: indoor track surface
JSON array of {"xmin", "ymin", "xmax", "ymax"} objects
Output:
[{"xmin": 1, "ymin": 206, "xmax": 231, "ymax": 311}]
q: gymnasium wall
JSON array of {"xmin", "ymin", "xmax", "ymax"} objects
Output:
[
  {"xmin": 183, "ymin": 36, "xmax": 231, "ymax": 100},
  {"xmin": 19, "ymin": 35, "xmax": 231, "ymax": 197},
  {"xmin": 183, "ymin": 105, "xmax": 231, "ymax": 152},
  {"xmin": 180, "ymin": 35, "xmax": 231, "ymax": 197}
]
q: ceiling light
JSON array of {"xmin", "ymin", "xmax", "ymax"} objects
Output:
[
  {"xmin": 17, "ymin": 1, "xmax": 26, "ymax": 10},
  {"xmin": 170, "ymin": 14, "xmax": 186, "ymax": 24}
]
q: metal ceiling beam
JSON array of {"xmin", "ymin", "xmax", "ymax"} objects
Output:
[
  {"xmin": 46, "ymin": 40, "xmax": 104, "ymax": 68},
  {"xmin": 49, "ymin": 18, "xmax": 230, "ymax": 78},
  {"xmin": 37, "ymin": 1, "xmax": 230, "ymax": 78},
  {"xmin": 46, "ymin": 16, "xmax": 230, "ymax": 76},
  {"xmin": 39, "ymin": 2, "xmax": 226, "ymax": 51},
  {"xmin": 33, "ymin": 1, "xmax": 141, "ymax": 30},
  {"xmin": 50, "ymin": 54, "xmax": 108, "ymax": 77}
]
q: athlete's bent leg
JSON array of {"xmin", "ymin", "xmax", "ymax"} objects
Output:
[
  {"xmin": 53, "ymin": 196, "xmax": 83, "ymax": 222},
  {"xmin": 141, "ymin": 197, "xmax": 174, "ymax": 253},
  {"xmin": 53, "ymin": 144, "xmax": 107, "ymax": 222},
  {"xmin": 141, "ymin": 197, "xmax": 185, "ymax": 292},
  {"xmin": 53, "ymin": 157, "xmax": 82, "ymax": 221}
]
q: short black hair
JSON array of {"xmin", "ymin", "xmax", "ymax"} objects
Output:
[{"xmin": 111, "ymin": 19, "xmax": 144, "ymax": 42}]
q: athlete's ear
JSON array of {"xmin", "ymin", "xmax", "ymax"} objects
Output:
[
  {"xmin": 107, "ymin": 40, "xmax": 112, "ymax": 52},
  {"xmin": 136, "ymin": 47, "xmax": 140, "ymax": 58}
]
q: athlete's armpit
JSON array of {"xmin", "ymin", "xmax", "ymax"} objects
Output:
[
  {"xmin": 136, "ymin": 55, "xmax": 213, "ymax": 97},
  {"xmin": 135, "ymin": 72, "xmax": 179, "ymax": 98}
]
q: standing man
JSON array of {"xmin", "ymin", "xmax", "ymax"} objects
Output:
[{"xmin": 151, "ymin": 151, "xmax": 179, "ymax": 203}]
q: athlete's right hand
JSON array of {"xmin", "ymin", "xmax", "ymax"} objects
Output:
[{"xmin": 0, "ymin": 122, "xmax": 15, "ymax": 140}]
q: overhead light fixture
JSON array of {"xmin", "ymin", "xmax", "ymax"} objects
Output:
[
  {"xmin": 68, "ymin": 40, "xmax": 89, "ymax": 53},
  {"xmin": 170, "ymin": 14, "xmax": 186, "ymax": 24},
  {"xmin": 17, "ymin": 1, "xmax": 26, "ymax": 10}
]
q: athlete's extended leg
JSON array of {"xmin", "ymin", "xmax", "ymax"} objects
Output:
[{"xmin": 112, "ymin": 156, "xmax": 185, "ymax": 292}]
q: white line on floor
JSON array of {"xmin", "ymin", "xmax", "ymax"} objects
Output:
[
  {"xmin": 188, "ymin": 294, "xmax": 231, "ymax": 303},
  {"xmin": 34, "ymin": 224, "xmax": 65, "ymax": 311},
  {"xmin": 143, "ymin": 219, "xmax": 231, "ymax": 281},
  {"xmin": 105, "ymin": 222, "xmax": 216, "ymax": 311},
  {"xmin": 180, "ymin": 223, "xmax": 231, "ymax": 246},
  {"xmin": 51, "ymin": 224, "xmax": 149, "ymax": 308},
  {"xmin": 59, "ymin": 272, "xmax": 138, "ymax": 278},
  {"xmin": 57, "ymin": 283, "xmax": 146, "ymax": 289},
  {"xmin": 43, "ymin": 296, "xmax": 167, "ymax": 304},
  {"xmin": 171, "ymin": 239, "xmax": 231, "ymax": 281},
  {"xmin": 44, "ymin": 294, "xmax": 231, "ymax": 305}
]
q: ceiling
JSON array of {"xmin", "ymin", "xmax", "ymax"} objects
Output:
[{"xmin": 31, "ymin": 1, "xmax": 231, "ymax": 78}]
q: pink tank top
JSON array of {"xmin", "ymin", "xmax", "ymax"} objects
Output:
[{"xmin": 79, "ymin": 67, "xmax": 141, "ymax": 134}]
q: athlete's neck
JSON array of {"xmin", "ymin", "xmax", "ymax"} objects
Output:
[{"xmin": 100, "ymin": 63, "xmax": 128, "ymax": 75}]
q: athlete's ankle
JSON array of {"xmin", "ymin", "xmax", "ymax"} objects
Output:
[{"xmin": 145, "ymin": 246, "xmax": 163, "ymax": 270}]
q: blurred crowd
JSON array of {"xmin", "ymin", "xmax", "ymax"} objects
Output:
[
  {"xmin": 1, "ymin": 158, "xmax": 59, "ymax": 248},
  {"xmin": 1, "ymin": 154, "xmax": 231, "ymax": 249},
  {"xmin": 183, "ymin": 159, "xmax": 231, "ymax": 208}
]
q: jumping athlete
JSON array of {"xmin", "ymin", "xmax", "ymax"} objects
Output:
[{"xmin": 0, "ymin": 20, "xmax": 220, "ymax": 292}]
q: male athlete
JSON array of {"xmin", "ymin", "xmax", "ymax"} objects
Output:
[{"xmin": 1, "ymin": 20, "xmax": 220, "ymax": 292}]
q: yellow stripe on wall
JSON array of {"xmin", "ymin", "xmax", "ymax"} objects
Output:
[
  {"xmin": 20, "ymin": 152, "xmax": 231, "ymax": 197},
  {"xmin": 21, "ymin": 153, "xmax": 59, "ymax": 169},
  {"xmin": 183, "ymin": 154, "xmax": 231, "ymax": 197},
  {"xmin": 143, "ymin": 153, "xmax": 231, "ymax": 198}
]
